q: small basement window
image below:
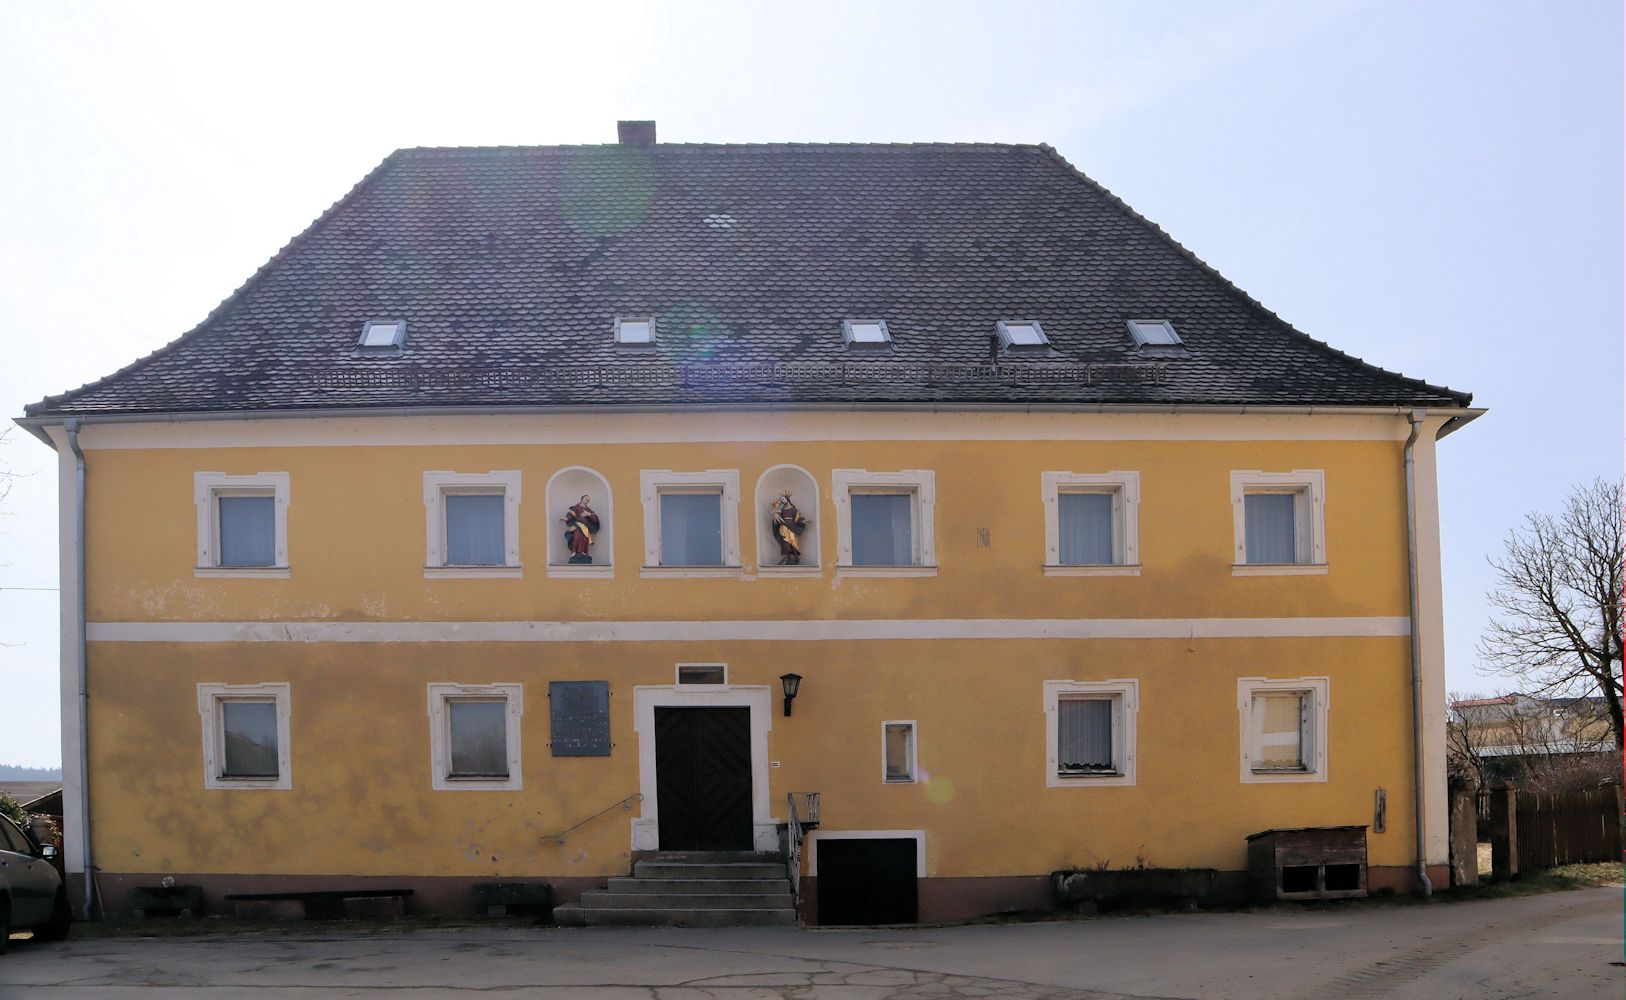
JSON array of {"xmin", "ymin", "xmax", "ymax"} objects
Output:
[
  {"xmin": 358, "ymin": 319, "xmax": 406, "ymax": 350},
  {"xmin": 1126, "ymin": 319, "xmax": 1181, "ymax": 346},
  {"xmin": 997, "ymin": 320, "xmax": 1049, "ymax": 349},
  {"xmin": 616, "ymin": 317, "xmax": 654, "ymax": 344},
  {"xmin": 843, "ymin": 319, "xmax": 891, "ymax": 346}
]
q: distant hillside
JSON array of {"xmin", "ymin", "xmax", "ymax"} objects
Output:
[{"xmin": 0, "ymin": 765, "xmax": 62, "ymax": 781}]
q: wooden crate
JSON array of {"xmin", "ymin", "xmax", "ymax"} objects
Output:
[{"xmin": 1246, "ymin": 826, "xmax": 1368, "ymax": 901}]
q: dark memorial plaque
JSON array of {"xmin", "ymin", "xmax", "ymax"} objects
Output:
[{"xmin": 549, "ymin": 681, "xmax": 611, "ymax": 756}]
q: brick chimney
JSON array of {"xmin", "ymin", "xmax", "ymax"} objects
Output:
[{"xmin": 617, "ymin": 120, "xmax": 657, "ymax": 145}]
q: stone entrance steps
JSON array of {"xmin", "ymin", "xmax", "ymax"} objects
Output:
[{"xmin": 555, "ymin": 851, "xmax": 797, "ymax": 927}]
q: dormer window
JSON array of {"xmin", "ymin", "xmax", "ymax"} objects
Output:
[
  {"xmin": 843, "ymin": 319, "xmax": 891, "ymax": 346},
  {"xmin": 357, "ymin": 319, "xmax": 406, "ymax": 351},
  {"xmin": 1127, "ymin": 319, "xmax": 1181, "ymax": 346},
  {"xmin": 997, "ymin": 320, "xmax": 1049, "ymax": 349},
  {"xmin": 616, "ymin": 318, "xmax": 654, "ymax": 345}
]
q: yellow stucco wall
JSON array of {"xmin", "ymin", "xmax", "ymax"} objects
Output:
[
  {"xmin": 84, "ymin": 436, "xmax": 1409, "ymax": 622},
  {"xmin": 77, "ymin": 421, "xmax": 1419, "ymax": 880},
  {"xmin": 87, "ymin": 636, "xmax": 1414, "ymax": 878}
]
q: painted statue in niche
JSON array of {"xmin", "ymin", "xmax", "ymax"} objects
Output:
[
  {"xmin": 561, "ymin": 495, "xmax": 601, "ymax": 563},
  {"xmin": 769, "ymin": 492, "xmax": 810, "ymax": 565}
]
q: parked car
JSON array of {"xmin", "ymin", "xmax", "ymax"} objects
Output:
[{"xmin": 0, "ymin": 813, "xmax": 69, "ymax": 952}]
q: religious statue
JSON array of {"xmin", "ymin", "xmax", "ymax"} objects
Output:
[
  {"xmin": 561, "ymin": 495, "xmax": 600, "ymax": 564},
  {"xmin": 768, "ymin": 492, "xmax": 810, "ymax": 565}
]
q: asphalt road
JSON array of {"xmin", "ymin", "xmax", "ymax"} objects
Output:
[{"xmin": 1, "ymin": 886, "xmax": 1620, "ymax": 998}]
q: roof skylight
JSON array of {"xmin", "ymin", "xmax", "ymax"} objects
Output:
[
  {"xmin": 843, "ymin": 319, "xmax": 891, "ymax": 345},
  {"xmin": 1127, "ymin": 319, "xmax": 1182, "ymax": 346},
  {"xmin": 357, "ymin": 320, "xmax": 406, "ymax": 350},
  {"xmin": 616, "ymin": 317, "xmax": 654, "ymax": 344},
  {"xmin": 997, "ymin": 320, "xmax": 1049, "ymax": 348}
]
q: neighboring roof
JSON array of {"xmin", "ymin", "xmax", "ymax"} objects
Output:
[
  {"xmin": 0, "ymin": 780, "xmax": 60, "ymax": 805},
  {"xmin": 23, "ymin": 141, "xmax": 1472, "ymax": 418}
]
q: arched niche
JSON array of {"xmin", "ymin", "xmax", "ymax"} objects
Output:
[
  {"xmin": 754, "ymin": 464, "xmax": 820, "ymax": 570},
  {"xmin": 546, "ymin": 466, "xmax": 614, "ymax": 574}
]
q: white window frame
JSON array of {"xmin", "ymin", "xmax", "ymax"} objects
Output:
[
  {"xmin": 194, "ymin": 472, "xmax": 290, "ymax": 578},
  {"xmin": 1230, "ymin": 469, "xmax": 1327, "ymax": 575},
  {"xmin": 198, "ymin": 682, "xmax": 292, "ymax": 790},
  {"xmin": 1044, "ymin": 679, "xmax": 1138, "ymax": 788},
  {"xmin": 1127, "ymin": 318, "xmax": 1182, "ymax": 346},
  {"xmin": 832, "ymin": 469, "xmax": 937, "ymax": 577},
  {"xmin": 1237, "ymin": 676, "xmax": 1330, "ymax": 783},
  {"xmin": 996, "ymin": 319, "xmax": 1050, "ymax": 349},
  {"xmin": 1042, "ymin": 471, "xmax": 1140, "ymax": 576},
  {"xmin": 615, "ymin": 316, "xmax": 656, "ymax": 346},
  {"xmin": 639, "ymin": 469, "xmax": 742, "ymax": 577},
  {"xmin": 841, "ymin": 318, "xmax": 892, "ymax": 346},
  {"xmin": 423, "ymin": 470, "xmax": 522, "ymax": 578},
  {"xmin": 427, "ymin": 683, "xmax": 524, "ymax": 791},
  {"xmin": 881, "ymin": 720, "xmax": 918, "ymax": 784}
]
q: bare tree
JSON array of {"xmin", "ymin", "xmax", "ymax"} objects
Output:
[
  {"xmin": 1479, "ymin": 478, "xmax": 1625, "ymax": 751},
  {"xmin": 1446, "ymin": 691, "xmax": 1493, "ymax": 791}
]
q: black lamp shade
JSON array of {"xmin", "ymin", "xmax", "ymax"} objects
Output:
[{"xmin": 779, "ymin": 673, "xmax": 803, "ymax": 699}]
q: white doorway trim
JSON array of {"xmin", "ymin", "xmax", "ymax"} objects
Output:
[
  {"xmin": 631, "ymin": 683, "xmax": 778, "ymax": 852},
  {"xmin": 805, "ymin": 829, "xmax": 927, "ymax": 876}
]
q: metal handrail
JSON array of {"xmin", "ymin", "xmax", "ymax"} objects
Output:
[
  {"xmin": 540, "ymin": 792, "xmax": 642, "ymax": 846},
  {"xmin": 785, "ymin": 791, "xmax": 819, "ymax": 896}
]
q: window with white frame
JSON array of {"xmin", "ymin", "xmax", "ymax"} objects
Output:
[
  {"xmin": 842, "ymin": 319, "xmax": 891, "ymax": 346},
  {"xmin": 423, "ymin": 471, "xmax": 522, "ymax": 577},
  {"xmin": 1044, "ymin": 679, "xmax": 1137, "ymax": 787},
  {"xmin": 1042, "ymin": 471, "xmax": 1140, "ymax": 574},
  {"xmin": 1230, "ymin": 470, "xmax": 1326, "ymax": 573},
  {"xmin": 198, "ymin": 683, "xmax": 291, "ymax": 790},
  {"xmin": 639, "ymin": 470, "xmax": 741, "ymax": 573},
  {"xmin": 615, "ymin": 317, "xmax": 654, "ymax": 345},
  {"xmin": 1237, "ymin": 676, "xmax": 1329, "ymax": 783},
  {"xmin": 194, "ymin": 472, "xmax": 290, "ymax": 577},
  {"xmin": 427, "ymin": 683, "xmax": 523, "ymax": 790},
  {"xmin": 832, "ymin": 469, "xmax": 936, "ymax": 573},
  {"xmin": 883, "ymin": 721, "xmax": 917, "ymax": 783}
]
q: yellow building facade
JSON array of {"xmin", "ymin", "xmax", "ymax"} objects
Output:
[{"xmin": 21, "ymin": 132, "xmax": 1478, "ymax": 922}]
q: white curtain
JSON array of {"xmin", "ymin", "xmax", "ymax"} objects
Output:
[
  {"xmin": 449, "ymin": 701, "xmax": 508, "ymax": 777},
  {"xmin": 1254, "ymin": 693, "xmax": 1305, "ymax": 769},
  {"xmin": 661, "ymin": 492, "xmax": 723, "ymax": 565},
  {"xmin": 1244, "ymin": 493, "xmax": 1297, "ymax": 563},
  {"xmin": 446, "ymin": 494, "xmax": 505, "ymax": 565},
  {"xmin": 1057, "ymin": 698, "xmax": 1114, "ymax": 772},
  {"xmin": 1058, "ymin": 492, "xmax": 1114, "ymax": 564},
  {"xmin": 222, "ymin": 701, "xmax": 279, "ymax": 777},
  {"xmin": 884, "ymin": 724, "xmax": 913, "ymax": 780},
  {"xmin": 852, "ymin": 493, "xmax": 913, "ymax": 565},
  {"xmin": 218, "ymin": 496, "xmax": 276, "ymax": 567}
]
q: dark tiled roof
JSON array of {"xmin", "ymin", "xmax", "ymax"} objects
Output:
[{"xmin": 24, "ymin": 142, "xmax": 1470, "ymax": 417}]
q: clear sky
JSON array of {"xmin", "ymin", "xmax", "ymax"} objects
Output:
[{"xmin": 1, "ymin": 1, "xmax": 1620, "ymax": 768}]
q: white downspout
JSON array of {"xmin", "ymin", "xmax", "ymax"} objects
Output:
[
  {"xmin": 1403, "ymin": 410, "xmax": 1432, "ymax": 896},
  {"xmin": 64, "ymin": 419, "xmax": 93, "ymax": 917}
]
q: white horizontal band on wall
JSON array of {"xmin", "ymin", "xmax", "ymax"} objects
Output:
[{"xmin": 86, "ymin": 616, "xmax": 1410, "ymax": 644}]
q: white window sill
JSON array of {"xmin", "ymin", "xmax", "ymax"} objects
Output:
[
  {"xmin": 884, "ymin": 777, "xmax": 918, "ymax": 785},
  {"xmin": 1231, "ymin": 563, "xmax": 1329, "ymax": 577},
  {"xmin": 835, "ymin": 565, "xmax": 939, "ymax": 578},
  {"xmin": 756, "ymin": 564, "xmax": 823, "ymax": 577},
  {"xmin": 434, "ymin": 777, "xmax": 523, "ymax": 791},
  {"xmin": 1043, "ymin": 564, "xmax": 1141, "ymax": 577},
  {"xmin": 546, "ymin": 563, "xmax": 615, "ymax": 579},
  {"xmin": 206, "ymin": 777, "xmax": 289, "ymax": 791},
  {"xmin": 1242, "ymin": 767, "xmax": 1326, "ymax": 784},
  {"xmin": 423, "ymin": 565, "xmax": 524, "ymax": 579},
  {"xmin": 640, "ymin": 565, "xmax": 747, "ymax": 579},
  {"xmin": 1049, "ymin": 770, "xmax": 1133, "ymax": 788},
  {"xmin": 194, "ymin": 566, "xmax": 291, "ymax": 579}
]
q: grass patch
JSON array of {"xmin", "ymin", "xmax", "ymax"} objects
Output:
[{"xmin": 1443, "ymin": 861, "xmax": 1623, "ymax": 901}]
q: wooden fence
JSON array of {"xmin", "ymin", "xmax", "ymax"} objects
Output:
[{"xmin": 1511, "ymin": 787, "xmax": 1623, "ymax": 870}]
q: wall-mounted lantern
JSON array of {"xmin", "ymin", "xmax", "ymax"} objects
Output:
[{"xmin": 779, "ymin": 673, "xmax": 803, "ymax": 717}]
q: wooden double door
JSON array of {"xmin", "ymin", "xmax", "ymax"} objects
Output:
[{"xmin": 654, "ymin": 706, "xmax": 753, "ymax": 851}]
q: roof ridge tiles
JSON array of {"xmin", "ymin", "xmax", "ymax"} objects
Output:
[
  {"xmin": 1034, "ymin": 144, "xmax": 1472, "ymax": 407},
  {"xmin": 395, "ymin": 141, "xmax": 1042, "ymax": 157}
]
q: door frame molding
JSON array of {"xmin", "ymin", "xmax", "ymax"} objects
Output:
[
  {"xmin": 631, "ymin": 683, "xmax": 778, "ymax": 852},
  {"xmin": 804, "ymin": 829, "xmax": 927, "ymax": 876}
]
